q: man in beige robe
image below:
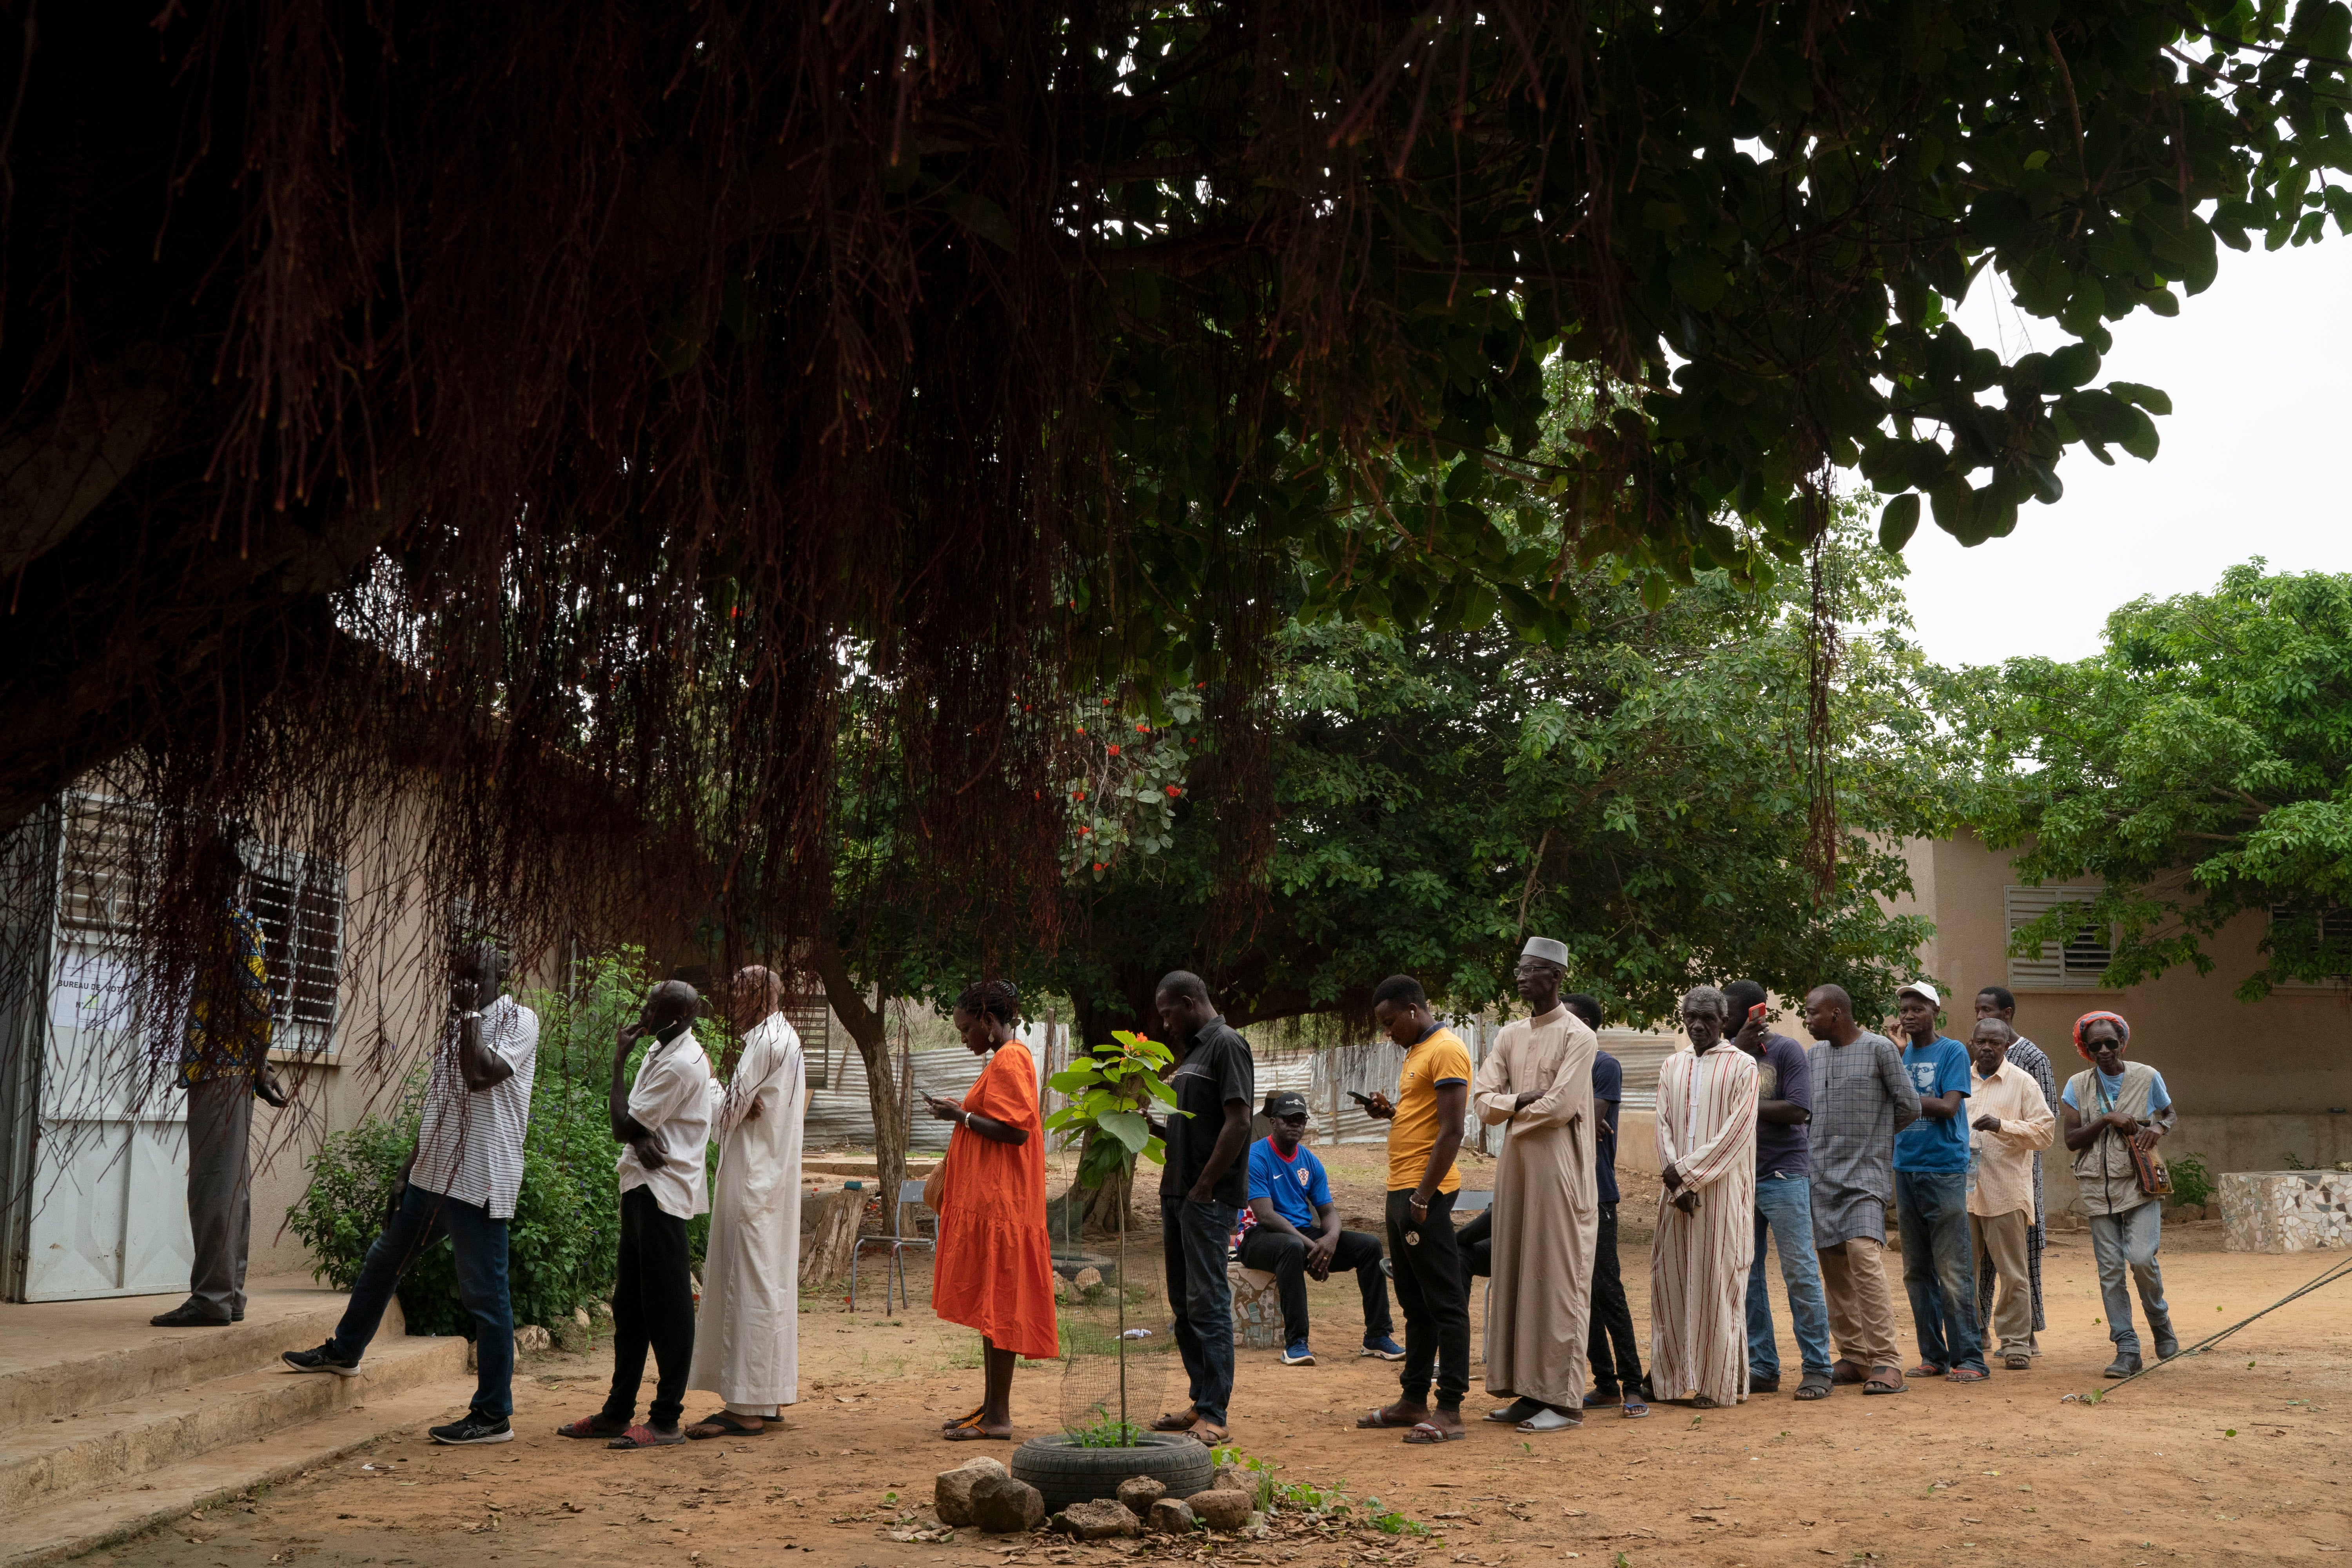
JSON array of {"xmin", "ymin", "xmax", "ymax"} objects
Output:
[
  {"xmin": 1650, "ymin": 985, "xmax": 1760, "ymax": 1408},
  {"xmin": 1470, "ymin": 935, "xmax": 1599, "ymax": 1433}
]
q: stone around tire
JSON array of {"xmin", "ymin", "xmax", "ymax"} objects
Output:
[
  {"xmin": 1010, "ymin": 1433, "xmax": 1213, "ymax": 1512},
  {"xmin": 1116, "ymin": 1476, "xmax": 1167, "ymax": 1514},
  {"xmin": 1147, "ymin": 1497, "xmax": 1197, "ymax": 1534},
  {"xmin": 934, "ymin": 1457, "xmax": 1009, "ymax": 1526},
  {"xmin": 1190, "ymin": 1490, "xmax": 1253, "ymax": 1532},
  {"xmin": 1054, "ymin": 1500, "xmax": 1141, "ymax": 1540},
  {"xmin": 967, "ymin": 1474, "xmax": 1046, "ymax": 1534}
]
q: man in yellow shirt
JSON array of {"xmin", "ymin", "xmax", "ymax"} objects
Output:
[{"xmin": 1356, "ymin": 975, "xmax": 1473, "ymax": 1443}]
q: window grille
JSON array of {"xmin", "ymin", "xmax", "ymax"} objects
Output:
[
  {"xmin": 243, "ymin": 844, "xmax": 346, "ymax": 1055},
  {"xmin": 2004, "ymin": 885, "xmax": 2114, "ymax": 989},
  {"xmin": 58, "ymin": 794, "xmax": 155, "ymax": 935},
  {"xmin": 2267, "ymin": 905, "xmax": 2352, "ymax": 988}
]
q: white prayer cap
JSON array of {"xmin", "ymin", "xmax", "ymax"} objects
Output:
[
  {"xmin": 1521, "ymin": 936, "xmax": 1570, "ymax": 967},
  {"xmin": 1897, "ymin": 979, "xmax": 1940, "ymax": 1009}
]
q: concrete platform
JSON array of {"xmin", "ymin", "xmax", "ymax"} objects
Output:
[{"xmin": 0, "ymin": 1277, "xmax": 478, "ymax": 1568}]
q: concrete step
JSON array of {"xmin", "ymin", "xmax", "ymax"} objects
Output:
[
  {"xmin": 0, "ymin": 1325, "xmax": 469, "ymax": 1514},
  {"xmin": 0, "ymin": 1366, "xmax": 481, "ymax": 1568},
  {"xmin": 0, "ymin": 1279, "xmax": 368, "ymax": 1429}
]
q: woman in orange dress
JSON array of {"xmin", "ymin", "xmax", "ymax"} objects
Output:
[{"xmin": 924, "ymin": 980, "xmax": 1058, "ymax": 1440}]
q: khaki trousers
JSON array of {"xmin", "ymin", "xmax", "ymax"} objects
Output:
[
  {"xmin": 1817, "ymin": 1236, "xmax": 1899, "ymax": 1370},
  {"xmin": 1971, "ymin": 1208, "xmax": 2035, "ymax": 1355}
]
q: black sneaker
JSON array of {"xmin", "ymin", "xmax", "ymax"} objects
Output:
[
  {"xmin": 282, "ymin": 1343, "xmax": 362, "ymax": 1377},
  {"xmin": 430, "ymin": 1411, "xmax": 514, "ymax": 1445}
]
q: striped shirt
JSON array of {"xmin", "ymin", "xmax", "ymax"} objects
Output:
[{"xmin": 410, "ymin": 994, "xmax": 540, "ymax": 1218}]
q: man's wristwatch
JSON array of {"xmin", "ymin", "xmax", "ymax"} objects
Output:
[{"xmin": 460, "ymin": 1009, "xmax": 483, "ymax": 1020}]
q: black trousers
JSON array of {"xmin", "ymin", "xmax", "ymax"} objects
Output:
[
  {"xmin": 601, "ymin": 1186, "xmax": 696, "ymax": 1429},
  {"xmin": 1587, "ymin": 1202, "xmax": 1644, "ymax": 1397},
  {"xmin": 1385, "ymin": 1189, "xmax": 1470, "ymax": 1408},
  {"xmin": 1236, "ymin": 1226, "xmax": 1392, "ymax": 1346}
]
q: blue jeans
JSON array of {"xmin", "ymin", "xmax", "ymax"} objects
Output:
[
  {"xmin": 332, "ymin": 1181, "xmax": 516, "ymax": 1419},
  {"xmin": 1161, "ymin": 1196, "xmax": 1238, "ymax": 1426},
  {"xmin": 1746, "ymin": 1171, "xmax": 1833, "ymax": 1381},
  {"xmin": 2087, "ymin": 1199, "xmax": 2173, "ymax": 1357},
  {"xmin": 1894, "ymin": 1169, "xmax": 1984, "ymax": 1374}
]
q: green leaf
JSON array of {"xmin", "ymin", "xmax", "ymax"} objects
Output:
[
  {"xmin": 1099, "ymin": 1109, "xmax": 1149, "ymax": 1152},
  {"xmin": 1670, "ymin": 248, "xmax": 1729, "ymax": 310},
  {"xmin": 1967, "ymin": 191, "xmax": 2030, "ymax": 251},
  {"xmin": 949, "ymin": 191, "xmax": 1019, "ymax": 254},
  {"xmin": 1878, "ymin": 492, "xmax": 1922, "ymax": 552}
]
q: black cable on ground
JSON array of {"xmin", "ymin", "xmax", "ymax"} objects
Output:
[{"xmin": 2071, "ymin": 1251, "xmax": 2352, "ymax": 1403}]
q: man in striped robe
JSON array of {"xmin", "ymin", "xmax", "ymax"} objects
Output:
[{"xmin": 1649, "ymin": 985, "xmax": 1760, "ymax": 1408}]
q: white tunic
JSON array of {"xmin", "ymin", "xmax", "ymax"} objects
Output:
[
  {"xmin": 1648, "ymin": 1042, "xmax": 1759, "ymax": 1406},
  {"xmin": 688, "ymin": 1013, "xmax": 805, "ymax": 1412}
]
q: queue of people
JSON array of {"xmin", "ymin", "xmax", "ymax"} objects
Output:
[{"xmin": 162, "ymin": 893, "xmax": 2170, "ymax": 1454}]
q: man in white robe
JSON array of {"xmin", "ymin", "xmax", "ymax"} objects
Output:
[
  {"xmin": 1470, "ymin": 935, "xmax": 1599, "ymax": 1433},
  {"xmin": 685, "ymin": 966, "xmax": 806, "ymax": 1438},
  {"xmin": 1650, "ymin": 985, "xmax": 1759, "ymax": 1408}
]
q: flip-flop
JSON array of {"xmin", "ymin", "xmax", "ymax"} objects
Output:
[
  {"xmin": 1401, "ymin": 1421, "xmax": 1468, "ymax": 1444},
  {"xmin": 942, "ymin": 1424, "xmax": 1011, "ymax": 1441},
  {"xmin": 1620, "ymin": 1398, "xmax": 1650, "ymax": 1420},
  {"xmin": 1907, "ymin": 1363, "xmax": 1947, "ymax": 1378},
  {"xmin": 941, "ymin": 1405, "xmax": 985, "ymax": 1432},
  {"xmin": 1945, "ymin": 1367, "xmax": 1989, "ymax": 1383},
  {"xmin": 686, "ymin": 1410, "xmax": 768, "ymax": 1439},
  {"xmin": 554, "ymin": 1414, "xmax": 629, "ymax": 1439},
  {"xmin": 607, "ymin": 1423, "xmax": 686, "ymax": 1448},
  {"xmin": 1581, "ymin": 1392, "xmax": 1623, "ymax": 1410},
  {"xmin": 1516, "ymin": 1408, "xmax": 1582, "ymax": 1433},
  {"xmin": 1357, "ymin": 1405, "xmax": 1426, "ymax": 1429},
  {"xmin": 1150, "ymin": 1408, "xmax": 1200, "ymax": 1432}
]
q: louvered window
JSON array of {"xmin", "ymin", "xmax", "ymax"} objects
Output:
[
  {"xmin": 2004, "ymin": 885, "xmax": 2114, "ymax": 989},
  {"xmin": 58, "ymin": 794, "xmax": 156, "ymax": 935},
  {"xmin": 2267, "ymin": 906, "xmax": 2352, "ymax": 989},
  {"xmin": 244, "ymin": 844, "xmax": 345, "ymax": 1056},
  {"xmin": 784, "ymin": 988, "xmax": 831, "ymax": 1089}
]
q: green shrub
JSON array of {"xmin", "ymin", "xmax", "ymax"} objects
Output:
[
  {"xmin": 2168, "ymin": 1152, "xmax": 2214, "ymax": 1209},
  {"xmin": 288, "ymin": 946, "xmax": 727, "ymax": 1334}
]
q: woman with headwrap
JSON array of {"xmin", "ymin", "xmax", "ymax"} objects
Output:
[
  {"xmin": 924, "ymin": 980, "xmax": 1057, "ymax": 1439},
  {"xmin": 2058, "ymin": 1011, "xmax": 2179, "ymax": 1378}
]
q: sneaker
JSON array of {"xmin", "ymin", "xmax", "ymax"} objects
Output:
[
  {"xmin": 1360, "ymin": 1334, "xmax": 1406, "ymax": 1361},
  {"xmin": 282, "ymin": 1343, "xmax": 362, "ymax": 1377},
  {"xmin": 1281, "ymin": 1339, "xmax": 1316, "ymax": 1366},
  {"xmin": 430, "ymin": 1411, "xmax": 514, "ymax": 1445}
]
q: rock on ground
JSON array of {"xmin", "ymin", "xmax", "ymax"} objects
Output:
[
  {"xmin": 933, "ymin": 1457, "xmax": 1009, "ymax": 1527},
  {"xmin": 1147, "ymin": 1497, "xmax": 1196, "ymax": 1534},
  {"xmin": 967, "ymin": 1474, "xmax": 1046, "ymax": 1534},
  {"xmin": 1209, "ymin": 1461, "xmax": 1258, "ymax": 1499},
  {"xmin": 1116, "ymin": 1475, "xmax": 1167, "ymax": 1513},
  {"xmin": 1054, "ymin": 1499, "xmax": 1141, "ymax": 1540},
  {"xmin": 1189, "ymin": 1489, "xmax": 1253, "ymax": 1532}
]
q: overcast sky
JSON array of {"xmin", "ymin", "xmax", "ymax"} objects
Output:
[{"xmin": 1890, "ymin": 234, "xmax": 2350, "ymax": 671}]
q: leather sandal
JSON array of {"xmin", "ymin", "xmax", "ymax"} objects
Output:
[{"xmin": 1150, "ymin": 1407, "xmax": 1200, "ymax": 1432}]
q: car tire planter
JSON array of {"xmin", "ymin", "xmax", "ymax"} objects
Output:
[{"xmin": 1009, "ymin": 1432, "xmax": 1214, "ymax": 1511}]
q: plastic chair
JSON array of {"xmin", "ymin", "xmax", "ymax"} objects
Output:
[{"xmin": 849, "ymin": 1178, "xmax": 935, "ymax": 1314}]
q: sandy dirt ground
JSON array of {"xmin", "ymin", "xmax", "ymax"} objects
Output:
[{"xmin": 89, "ymin": 1144, "xmax": 2352, "ymax": 1568}]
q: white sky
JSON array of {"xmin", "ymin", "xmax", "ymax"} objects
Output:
[{"xmin": 1895, "ymin": 235, "xmax": 2352, "ymax": 670}]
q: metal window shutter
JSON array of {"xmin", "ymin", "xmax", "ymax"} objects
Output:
[{"xmin": 2004, "ymin": 884, "xmax": 2105, "ymax": 989}]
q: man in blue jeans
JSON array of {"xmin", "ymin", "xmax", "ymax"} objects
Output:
[
  {"xmin": 1148, "ymin": 971, "xmax": 1254, "ymax": 1444},
  {"xmin": 282, "ymin": 943, "xmax": 541, "ymax": 1443},
  {"xmin": 1724, "ymin": 980, "xmax": 1833, "ymax": 1401},
  {"xmin": 1891, "ymin": 980, "xmax": 1987, "ymax": 1382}
]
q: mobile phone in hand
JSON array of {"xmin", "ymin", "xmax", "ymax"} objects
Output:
[
  {"xmin": 1747, "ymin": 1002, "xmax": 1768, "ymax": 1024},
  {"xmin": 1347, "ymin": 1090, "xmax": 1376, "ymax": 1109}
]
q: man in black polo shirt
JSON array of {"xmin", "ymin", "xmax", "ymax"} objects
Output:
[{"xmin": 1148, "ymin": 970, "xmax": 1254, "ymax": 1444}]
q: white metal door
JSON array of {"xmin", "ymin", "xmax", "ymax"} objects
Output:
[{"xmin": 13, "ymin": 795, "xmax": 194, "ymax": 1301}]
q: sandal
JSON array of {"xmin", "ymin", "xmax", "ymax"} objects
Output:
[
  {"xmin": 1945, "ymin": 1367, "xmax": 1988, "ymax": 1383},
  {"xmin": 1862, "ymin": 1368, "xmax": 1907, "ymax": 1396},
  {"xmin": 1620, "ymin": 1397, "xmax": 1650, "ymax": 1419},
  {"xmin": 941, "ymin": 1405, "xmax": 985, "ymax": 1432},
  {"xmin": 1829, "ymin": 1359, "xmax": 1868, "ymax": 1385},
  {"xmin": 686, "ymin": 1410, "xmax": 768, "ymax": 1439},
  {"xmin": 1907, "ymin": 1362, "xmax": 1947, "ymax": 1378},
  {"xmin": 554, "ymin": 1413, "xmax": 630, "ymax": 1440},
  {"xmin": 1357, "ymin": 1404, "xmax": 1426, "ymax": 1429},
  {"xmin": 943, "ymin": 1423, "xmax": 1011, "ymax": 1441},
  {"xmin": 1401, "ymin": 1420, "xmax": 1468, "ymax": 1444},
  {"xmin": 607, "ymin": 1423, "xmax": 686, "ymax": 1448},
  {"xmin": 1794, "ymin": 1375, "xmax": 1832, "ymax": 1401},
  {"xmin": 1150, "ymin": 1407, "xmax": 1200, "ymax": 1432},
  {"xmin": 1185, "ymin": 1421, "xmax": 1229, "ymax": 1444}
]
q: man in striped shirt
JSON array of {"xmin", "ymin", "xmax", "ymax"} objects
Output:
[{"xmin": 283, "ymin": 942, "xmax": 540, "ymax": 1446}]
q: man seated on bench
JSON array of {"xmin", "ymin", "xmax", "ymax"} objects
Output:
[{"xmin": 1238, "ymin": 1091, "xmax": 1404, "ymax": 1366}]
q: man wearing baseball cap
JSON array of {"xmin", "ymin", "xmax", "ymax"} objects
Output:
[
  {"xmin": 1891, "ymin": 981, "xmax": 1987, "ymax": 1381},
  {"xmin": 1240, "ymin": 1091, "xmax": 1400, "ymax": 1365}
]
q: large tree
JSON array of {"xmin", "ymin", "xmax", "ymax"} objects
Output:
[
  {"xmin": 1, "ymin": 1, "xmax": 2343, "ymax": 993},
  {"xmin": 1958, "ymin": 562, "xmax": 2352, "ymax": 999}
]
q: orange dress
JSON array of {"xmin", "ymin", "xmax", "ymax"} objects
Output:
[{"xmin": 931, "ymin": 1041, "xmax": 1059, "ymax": 1361}]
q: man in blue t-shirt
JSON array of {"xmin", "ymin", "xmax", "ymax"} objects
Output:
[
  {"xmin": 1237, "ymin": 1092, "xmax": 1399, "ymax": 1366},
  {"xmin": 1891, "ymin": 980, "xmax": 1986, "ymax": 1379}
]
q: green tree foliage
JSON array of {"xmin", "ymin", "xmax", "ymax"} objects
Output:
[
  {"xmin": 1024, "ymin": 506, "xmax": 1950, "ymax": 1031},
  {"xmin": 1958, "ymin": 563, "xmax": 2352, "ymax": 998}
]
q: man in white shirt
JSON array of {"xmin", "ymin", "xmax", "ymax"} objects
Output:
[
  {"xmin": 282, "ymin": 942, "xmax": 540, "ymax": 1446},
  {"xmin": 685, "ymin": 966, "xmax": 806, "ymax": 1438},
  {"xmin": 557, "ymin": 979, "xmax": 711, "ymax": 1448},
  {"xmin": 1965, "ymin": 1018, "xmax": 2054, "ymax": 1371}
]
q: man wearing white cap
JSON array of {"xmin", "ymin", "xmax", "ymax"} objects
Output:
[
  {"xmin": 1469, "ymin": 936, "xmax": 1599, "ymax": 1432},
  {"xmin": 1891, "ymin": 981, "xmax": 1986, "ymax": 1381}
]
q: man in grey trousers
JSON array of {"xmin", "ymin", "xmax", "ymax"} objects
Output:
[{"xmin": 151, "ymin": 835, "xmax": 289, "ymax": 1328}]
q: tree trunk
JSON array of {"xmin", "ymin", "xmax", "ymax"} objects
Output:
[{"xmin": 808, "ymin": 938, "xmax": 905, "ymax": 1213}]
